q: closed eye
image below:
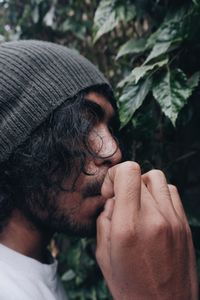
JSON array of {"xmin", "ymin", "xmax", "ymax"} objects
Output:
[
  {"xmin": 83, "ymin": 98, "xmax": 120, "ymax": 138},
  {"xmin": 83, "ymin": 99, "xmax": 106, "ymax": 123}
]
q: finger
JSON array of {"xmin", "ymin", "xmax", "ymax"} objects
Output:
[
  {"xmin": 96, "ymin": 198, "xmax": 114, "ymax": 247},
  {"xmin": 142, "ymin": 170, "xmax": 177, "ymax": 218},
  {"xmin": 104, "ymin": 197, "xmax": 115, "ymax": 220},
  {"xmin": 101, "ymin": 161, "xmax": 142, "ymax": 215},
  {"xmin": 96, "ymin": 199, "xmax": 114, "ymax": 268},
  {"xmin": 168, "ymin": 184, "xmax": 188, "ymax": 223}
]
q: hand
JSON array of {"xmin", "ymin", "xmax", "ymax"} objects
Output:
[{"xmin": 96, "ymin": 161, "xmax": 198, "ymax": 300}]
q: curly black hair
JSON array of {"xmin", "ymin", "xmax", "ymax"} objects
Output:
[{"xmin": 0, "ymin": 85, "xmax": 120, "ymax": 232}]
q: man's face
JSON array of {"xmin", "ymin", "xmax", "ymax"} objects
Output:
[{"xmin": 28, "ymin": 92, "xmax": 122, "ymax": 237}]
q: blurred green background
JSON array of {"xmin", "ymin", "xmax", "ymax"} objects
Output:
[{"xmin": 1, "ymin": 0, "xmax": 200, "ymax": 298}]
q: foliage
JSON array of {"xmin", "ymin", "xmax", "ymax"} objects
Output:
[
  {"xmin": 1, "ymin": 0, "xmax": 200, "ymax": 297},
  {"xmin": 57, "ymin": 236, "xmax": 112, "ymax": 300},
  {"xmin": 93, "ymin": 0, "xmax": 200, "ymax": 287}
]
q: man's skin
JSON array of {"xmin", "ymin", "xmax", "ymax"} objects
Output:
[{"xmin": 0, "ymin": 92, "xmax": 198, "ymax": 299}]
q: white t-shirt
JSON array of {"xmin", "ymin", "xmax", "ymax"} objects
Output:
[{"xmin": 0, "ymin": 243, "xmax": 68, "ymax": 300}]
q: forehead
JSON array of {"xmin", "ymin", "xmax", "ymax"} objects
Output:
[{"xmin": 84, "ymin": 91, "xmax": 115, "ymax": 120}]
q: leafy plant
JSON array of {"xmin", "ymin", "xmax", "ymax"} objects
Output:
[{"xmin": 93, "ymin": 0, "xmax": 200, "ymax": 288}]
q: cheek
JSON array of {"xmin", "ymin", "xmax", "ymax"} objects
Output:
[
  {"xmin": 56, "ymin": 190, "xmax": 105, "ymax": 222},
  {"xmin": 56, "ymin": 185, "xmax": 82, "ymax": 210},
  {"xmin": 54, "ymin": 163, "xmax": 106, "ymax": 222}
]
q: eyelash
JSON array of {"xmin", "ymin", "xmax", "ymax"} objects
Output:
[{"xmin": 82, "ymin": 105, "xmax": 119, "ymax": 139}]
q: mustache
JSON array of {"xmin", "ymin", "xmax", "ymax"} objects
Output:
[{"xmin": 82, "ymin": 177, "xmax": 104, "ymax": 199}]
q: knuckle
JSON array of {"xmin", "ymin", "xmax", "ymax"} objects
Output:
[
  {"xmin": 119, "ymin": 161, "xmax": 141, "ymax": 174},
  {"xmin": 150, "ymin": 218, "xmax": 171, "ymax": 237},
  {"xmin": 143, "ymin": 169, "xmax": 168, "ymax": 187},
  {"xmin": 113, "ymin": 225, "xmax": 137, "ymax": 246},
  {"xmin": 147, "ymin": 169, "xmax": 165, "ymax": 179},
  {"xmin": 167, "ymin": 217, "xmax": 187, "ymax": 236},
  {"xmin": 171, "ymin": 220, "xmax": 184, "ymax": 234},
  {"xmin": 173, "ymin": 221, "xmax": 194, "ymax": 241},
  {"xmin": 168, "ymin": 184, "xmax": 178, "ymax": 194}
]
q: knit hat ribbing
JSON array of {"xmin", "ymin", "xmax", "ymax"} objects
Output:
[{"xmin": 0, "ymin": 40, "xmax": 111, "ymax": 163}]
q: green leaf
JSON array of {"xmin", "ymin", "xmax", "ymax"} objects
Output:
[
  {"xmin": 62, "ymin": 269, "xmax": 76, "ymax": 282},
  {"xmin": 192, "ymin": 0, "xmax": 200, "ymax": 6},
  {"xmin": 43, "ymin": 5, "xmax": 55, "ymax": 28},
  {"xmin": 32, "ymin": 5, "xmax": 39, "ymax": 24},
  {"xmin": 144, "ymin": 41, "xmax": 171, "ymax": 64},
  {"xmin": 118, "ymin": 77, "xmax": 152, "ymax": 127},
  {"xmin": 61, "ymin": 19, "xmax": 86, "ymax": 39},
  {"xmin": 152, "ymin": 69, "xmax": 196, "ymax": 125},
  {"xmin": 188, "ymin": 215, "xmax": 200, "ymax": 227},
  {"xmin": 93, "ymin": 0, "xmax": 117, "ymax": 42},
  {"xmin": 116, "ymin": 4, "xmax": 136, "ymax": 23},
  {"xmin": 94, "ymin": 0, "xmax": 115, "ymax": 28},
  {"xmin": 116, "ymin": 38, "xmax": 147, "ymax": 59},
  {"xmin": 145, "ymin": 7, "xmax": 188, "ymax": 63},
  {"xmin": 94, "ymin": 11, "xmax": 118, "ymax": 42},
  {"xmin": 93, "ymin": 0, "xmax": 136, "ymax": 42},
  {"xmin": 117, "ymin": 58, "xmax": 168, "ymax": 88},
  {"xmin": 145, "ymin": 25, "xmax": 183, "ymax": 64},
  {"xmin": 117, "ymin": 72, "xmax": 134, "ymax": 89},
  {"xmin": 188, "ymin": 71, "xmax": 200, "ymax": 90},
  {"xmin": 131, "ymin": 58, "xmax": 168, "ymax": 84}
]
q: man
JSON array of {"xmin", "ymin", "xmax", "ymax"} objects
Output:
[{"xmin": 0, "ymin": 40, "xmax": 198, "ymax": 299}]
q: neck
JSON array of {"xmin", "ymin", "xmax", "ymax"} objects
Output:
[{"xmin": 0, "ymin": 209, "xmax": 52, "ymax": 263}]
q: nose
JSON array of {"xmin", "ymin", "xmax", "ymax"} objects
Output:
[
  {"xmin": 107, "ymin": 142, "xmax": 122, "ymax": 167},
  {"xmin": 93, "ymin": 128, "xmax": 122, "ymax": 167}
]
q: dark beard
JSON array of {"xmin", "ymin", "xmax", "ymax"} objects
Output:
[
  {"xmin": 18, "ymin": 177, "xmax": 105, "ymax": 237},
  {"xmin": 82, "ymin": 180, "xmax": 102, "ymax": 199}
]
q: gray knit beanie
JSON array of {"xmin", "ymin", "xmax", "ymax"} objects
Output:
[{"xmin": 0, "ymin": 40, "xmax": 111, "ymax": 163}]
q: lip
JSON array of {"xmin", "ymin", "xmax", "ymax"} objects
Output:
[
  {"xmin": 97, "ymin": 195, "xmax": 108, "ymax": 209},
  {"xmin": 88, "ymin": 194, "xmax": 107, "ymax": 205}
]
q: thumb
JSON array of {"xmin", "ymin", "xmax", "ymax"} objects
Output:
[
  {"xmin": 96, "ymin": 199, "xmax": 115, "ymax": 279},
  {"xmin": 101, "ymin": 168, "xmax": 115, "ymax": 199},
  {"xmin": 101, "ymin": 162, "xmax": 141, "ymax": 213},
  {"xmin": 96, "ymin": 198, "xmax": 114, "ymax": 250}
]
